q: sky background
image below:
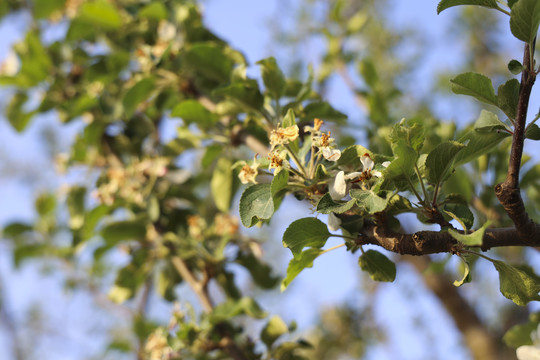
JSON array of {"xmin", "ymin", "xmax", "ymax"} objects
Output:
[{"xmin": 0, "ymin": 1, "xmax": 537, "ymax": 359}]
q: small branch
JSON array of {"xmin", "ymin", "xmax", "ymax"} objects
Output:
[
  {"xmin": 170, "ymin": 256, "xmax": 213, "ymax": 312},
  {"xmin": 496, "ymin": 42, "xmax": 538, "ymax": 240}
]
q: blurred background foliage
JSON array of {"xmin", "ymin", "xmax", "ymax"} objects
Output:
[{"xmin": 0, "ymin": 0, "xmax": 538, "ymax": 359}]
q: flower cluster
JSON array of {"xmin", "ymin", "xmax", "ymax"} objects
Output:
[{"xmin": 330, "ymin": 153, "xmax": 389, "ymax": 200}]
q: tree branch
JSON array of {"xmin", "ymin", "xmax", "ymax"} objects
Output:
[
  {"xmin": 355, "ymin": 220, "xmax": 540, "ymax": 255},
  {"xmin": 496, "ymin": 42, "xmax": 538, "ymax": 241}
]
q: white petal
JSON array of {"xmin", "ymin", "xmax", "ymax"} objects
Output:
[
  {"xmin": 517, "ymin": 346, "xmax": 540, "ymax": 360},
  {"xmin": 327, "ymin": 213, "xmax": 342, "ymax": 231},
  {"xmin": 360, "ymin": 154, "xmax": 374, "ymax": 171},
  {"xmin": 344, "ymin": 172, "xmax": 363, "ymax": 180},
  {"xmin": 330, "ymin": 171, "xmax": 347, "ymax": 200},
  {"xmin": 322, "ymin": 147, "xmax": 341, "ymax": 161},
  {"xmin": 382, "ymin": 161, "xmax": 391, "ymax": 168},
  {"xmin": 371, "ymin": 170, "xmax": 383, "ymax": 178}
]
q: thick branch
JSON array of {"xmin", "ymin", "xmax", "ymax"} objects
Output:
[
  {"xmin": 496, "ymin": 42, "xmax": 538, "ymax": 241},
  {"xmin": 356, "ymin": 222, "xmax": 540, "ymax": 255}
]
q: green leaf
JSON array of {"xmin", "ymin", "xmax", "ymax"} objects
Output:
[
  {"xmin": 526, "ymin": 124, "xmax": 540, "ymax": 140},
  {"xmin": 384, "ymin": 143, "xmax": 417, "ymax": 181},
  {"xmin": 474, "ymin": 110, "xmax": 508, "ymax": 132},
  {"xmin": 450, "ymin": 72, "xmax": 498, "ymax": 106},
  {"xmin": 444, "ymin": 203, "xmax": 474, "ymax": 230},
  {"xmin": 508, "ymin": 59, "xmax": 524, "ymax": 74},
  {"xmin": 303, "ymin": 101, "xmax": 347, "ymax": 123},
  {"xmin": 453, "ymin": 256, "xmax": 471, "ymax": 287},
  {"xmin": 185, "ymin": 43, "xmax": 234, "ymax": 82},
  {"xmin": 281, "ymin": 248, "xmax": 323, "ymax": 291},
  {"xmin": 337, "ymin": 145, "xmax": 372, "ymax": 168},
  {"xmin": 390, "ymin": 119, "xmax": 425, "ymax": 153},
  {"xmin": 425, "ymin": 141, "xmax": 465, "ymax": 185},
  {"xmin": 108, "ymin": 285, "xmax": 132, "ymax": 304},
  {"xmin": 35, "ymin": 193, "xmax": 56, "ymax": 217},
  {"xmin": 491, "ymin": 260, "xmax": 540, "ymax": 306},
  {"xmin": 239, "ymin": 184, "xmax": 274, "ymax": 227},
  {"xmin": 6, "ymin": 92, "xmax": 35, "ymax": 132},
  {"xmin": 33, "ymin": 0, "xmax": 65, "ymax": 19},
  {"xmin": 282, "ymin": 218, "xmax": 331, "ymax": 257},
  {"xmin": 498, "ymin": 79, "xmax": 520, "ymax": 119},
  {"xmin": 171, "ymin": 100, "xmax": 217, "ymax": 128},
  {"xmin": 257, "ymin": 57, "xmax": 286, "ymax": 98},
  {"xmin": 210, "ymin": 297, "xmax": 266, "ymax": 323},
  {"xmin": 236, "ymin": 252, "xmax": 279, "ymax": 289},
  {"xmin": 79, "ymin": 0, "xmax": 122, "ymax": 29},
  {"xmin": 101, "ymin": 219, "xmax": 147, "ymax": 245},
  {"xmin": 358, "ymin": 250, "xmax": 396, "ymax": 282},
  {"xmin": 454, "ymin": 130, "xmax": 510, "ymax": 166},
  {"xmin": 67, "ymin": 186, "xmax": 86, "ymax": 230},
  {"xmin": 261, "ymin": 316, "xmax": 289, "ymax": 348},
  {"xmin": 213, "ymin": 80, "xmax": 264, "ymax": 111},
  {"xmin": 138, "ymin": 2, "xmax": 167, "ymax": 20},
  {"xmin": 211, "ymin": 157, "xmax": 234, "ymax": 212},
  {"xmin": 316, "ymin": 193, "xmax": 356, "ymax": 214},
  {"xmin": 437, "ymin": 0, "xmax": 499, "ymax": 14},
  {"xmin": 3, "ymin": 222, "xmax": 33, "ymax": 238},
  {"xmin": 282, "ymin": 108, "xmax": 296, "ymax": 128},
  {"xmin": 123, "ymin": 77, "xmax": 155, "ymax": 118},
  {"xmin": 510, "ymin": 0, "xmax": 540, "ymax": 43},
  {"xmin": 449, "ymin": 221, "xmax": 490, "ymax": 246},
  {"xmin": 349, "ymin": 190, "xmax": 389, "ymax": 214},
  {"xmin": 271, "ymin": 168, "xmax": 289, "ymax": 197},
  {"xmin": 504, "ymin": 320, "xmax": 539, "ymax": 348}
]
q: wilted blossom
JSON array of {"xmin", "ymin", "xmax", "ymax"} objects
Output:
[
  {"xmin": 239, "ymin": 157, "xmax": 259, "ymax": 184},
  {"xmin": 0, "ymin": 51, "xmax": 20, "ymax": 76},
  {"xmin": 313, "ymin": 131, "xmax": 341, "ymax": 161},
  {"xmin": 269, "ymin": 125, "xmax": 299, "ymax": 147},
  {"xmin": 304, "ymin": 118, "xmax": 324, "ymax": 134},
  {"xmin": 145, "ymin": 328, "xmax": 173, "ymax": 360},
  {"xmin": 268, "ymin": 149, "xmax": 288, "ymax": 172}
]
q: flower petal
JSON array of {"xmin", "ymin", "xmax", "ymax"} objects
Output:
[
  {"xmin": 328, "ymin": 213, "xmax": 342, "ymax": 231},
  {"xmin": 517, "ymin": 346, "xmax": 540, "ymax": 360},
  {"xmin": 360, "ymin": 154, "xmax": 374, "ymax": 171},
  {"xmin": 382, "ymin": 161, "xmax": 391, "ymax": 168},
  {"xmin": 371, "ymin": 170, "xmax": 383, "ymax": 178},
  {"xmin": 344, "ymin": 172, "xmax": 363, "ymax": 180},
  {"xmin": 322, "ymin": 147, "xmax": 341, "ymax": 161},
  {"xmin": 330, "ymin": 171, "xmax": 347, "ymax": 200}
]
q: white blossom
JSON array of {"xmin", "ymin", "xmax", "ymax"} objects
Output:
[{"xmin": 330, "ymin": 170, "xmax": 347, "ymax": 200}]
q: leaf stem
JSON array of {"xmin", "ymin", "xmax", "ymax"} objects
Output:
[
  {"xmin": 320, "ymin": 243, "xmax": 346, "ymax": 255},
  {"xmin": 414, "ymin": 164, "xmax": 430, "ymax": 204},
  {"xmin": 284, "ymin": 144, "xmax": 307, "ymax": 177}
]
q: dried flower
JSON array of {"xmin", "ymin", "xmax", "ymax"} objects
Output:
[{"xmin": 270, "ymin": 125, "xmax": 299, "ymax": 147}]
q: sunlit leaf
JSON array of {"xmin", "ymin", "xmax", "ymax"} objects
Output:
[
  {"xmin": 450, "ymin": 72, "xmax": 498, "ymax": 106},
  {"xmin": 281, "ymin": 248, "xmax": 323, "ymax": 291},
  {"xmin": 358, "ymin": 250, "xmax": 396, "ymax": 282},
  {"xmin": 282, "ymin": 218, "xmax": 331, "ymax": 257},
  {"xmin": 239, "ymin": 184, "xmax": 274, "ymax": 227}
]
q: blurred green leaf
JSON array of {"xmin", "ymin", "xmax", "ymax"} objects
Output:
[
  {"xmin": 210, "ymin": 297, "xmax": 266, "ymax": 323},
  {"xmin": 78, "ymin": 0, "xmax": 122, "ymax": 29},
  {"xmin": 213, "ymin": 80, "xmax": 264, "ymax": 111},
  {"xmin": 138, "ymin": 2, "xmax": 167, "ymax": 20},
  {"xmin": 185, "ymin": 43, "xmax": 234, "ymax": 82},
  {"xmin": 526, "ymin": 124, "xmax": 540, "ymax": 140},
  {"xmin": 257, "ymin": 57, "xmax": 286, "ymax": 98},
  {"xmin": 281, "ymin": 248, "xmax": 323, "ymax": 291},
  {"xmin": 211, "ymin": 157, "xmax": 234, "ymax": 212},
  {"xmin": 454, "ymin": 130, "xmax": 510, "ymax": 165},
  {"xmin": 101, "ymin": 219, "xmax": 147, "ymax": 245},
  {"xmin": 261, "ymin": 316, "xmax": 289, "ymax": 348},
  {"xmin": 171, "ymin": 100, "xmax": 217, "ymax": 128},
  {"xmin": 123, "ymin": 77, "xmax": 155, "ymax": 118},
  {"xmin": 303, "ymin": 101, "xmax": 347, "ymax": 123}
]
